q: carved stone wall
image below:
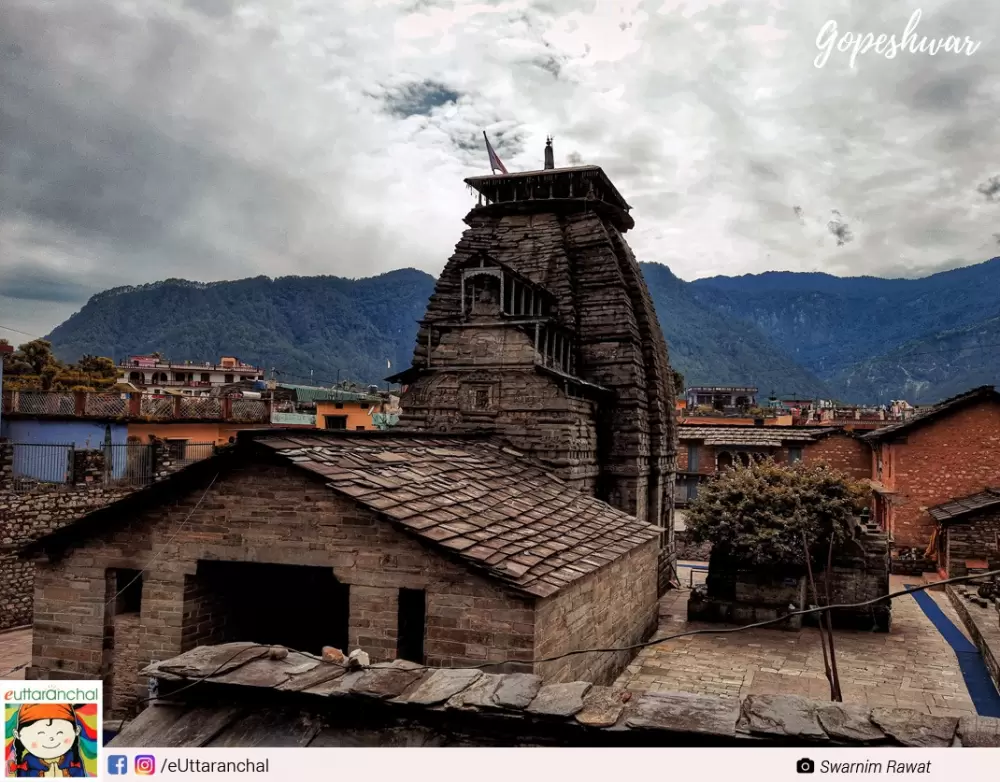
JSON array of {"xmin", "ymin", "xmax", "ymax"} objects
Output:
[{"xmin": 399, "ymin": 172, "xmax": 678, "ymax": 585}]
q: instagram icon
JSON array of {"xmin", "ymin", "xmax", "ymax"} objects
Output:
[{"xmin": 135, "ymin": 754, "xmax": 157, "ymax": 775}]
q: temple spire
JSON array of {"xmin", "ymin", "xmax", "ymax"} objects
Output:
[{"xmin": 544, "ymin": 137, "xmax": 554, "ymax": 170}]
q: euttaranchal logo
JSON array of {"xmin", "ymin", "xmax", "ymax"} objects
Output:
[{"xmin": 2, "ymin": 681, "xmax": 102, "ymax": 778}]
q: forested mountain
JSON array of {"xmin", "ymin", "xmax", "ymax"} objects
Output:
[
  {"xmin": 46, "ymin": 270, "xmax": 435, "ymax": 386},
  {"xmin": 44, "ymin": 257, "xmax": 1000, "ymax": 403},
  {"xmin": 45, "ymin": 266, "xmax": 830, "ymax": 396},
  {"xmin": 687, "ymin": 257, "xmax": 1000, "ymax": 402}
]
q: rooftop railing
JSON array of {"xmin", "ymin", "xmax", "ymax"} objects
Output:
[{"xmin": 2, "ymin": 390, "xmax": 271, "ymax": 423}]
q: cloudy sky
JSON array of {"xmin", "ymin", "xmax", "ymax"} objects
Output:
[{"xmin": 2, "ymin": 0, "xmax": 999, "ymax": 338}]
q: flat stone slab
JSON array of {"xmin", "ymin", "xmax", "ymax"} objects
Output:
[
  {"xmin": 575, "ymin": 687, "xmax": 627, "ymax": 728},
  {"xmin": 738, "ymin": 694, "xmax": 826, "ymax": 740},
  {"xmin": 871, "ymin": 708, "xmax": 958, "ymax": 747},
  {"xmin": 401, "ymin": 669, "xmax": 483, "ymax": 706},
  {"xmin": 447, "ymin": 673, "xmax": 502, "ymax": 709},
  {"xmin": 276, "ymin": 662, "xmax": 348, "ymax": 694},
  {"xmin": 527, "ymin": 682, "xmax": 591, "ymax": 717},
  {"xmin": 956, "ymin": 716, "xmax": 1000, "ymax": 747},
  {"xmin": 210, "ymin": 655, "xmax": 319, "ymax": 689},
  {"xmin": 626, "ymin": 691, "xmax": 738, "ymax": 738},
  {"xmin": 352, "ymin": 662, "xmax": 426, "ymax": 699},
  {"xmin": 150, "ymin": 642, "xmax": 262, "ymax": 678},
  {"xmin": 817, "ymin": 703, "xmax": 886, "ymax": 743},
  {"xmin": 493, "ymin": 674, "xmax": 542, "ymax": 709},
  {"xmin": 326, "ymin": 670, "xmax": 368, "ymax": 697}
]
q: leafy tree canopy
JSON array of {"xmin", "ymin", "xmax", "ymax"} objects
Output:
[
  {"xmin": 686, "ymin": 460, "xmax": 871, "ymax": 569},
  {"xmin": 1, "ymin": 339, "xmax": 118, "ymax": 392}
]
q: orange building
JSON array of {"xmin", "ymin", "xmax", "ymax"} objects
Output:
[
  {"xmin": 315, "ymin": 398, "xmax": 378, "ymax": 431},
  {"xmin": 126, "ymin": 422, "xmax": 276, "ymax": 449}
]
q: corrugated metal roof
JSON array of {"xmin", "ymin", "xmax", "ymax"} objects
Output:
[{"xmin": 278, "ymin": 384, "xmax": 381, "ymax": 404}]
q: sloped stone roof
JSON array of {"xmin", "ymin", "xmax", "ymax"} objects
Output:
[
  {"xmin": 255, "ymin": 433, "xmax": 662, "ymax": 598},
  {"xmin": 108, "ymin": 643, "xmax": 1000, "ymax": 748},
  {"xmin": 678, "ymin": 425, "xmax": 838, "ymax": 447},
  {"xmin": 928, "ymin": 488, "xmax": 1000, "ymax": 523}
]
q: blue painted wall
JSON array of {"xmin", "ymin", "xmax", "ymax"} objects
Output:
[
  {"xmin": 5, "ymin": 419, "xmax": 127, "ymax": 449},
  {"xmin": 5, "ymin": 420, "xmax": 129, "ymax": 482}
]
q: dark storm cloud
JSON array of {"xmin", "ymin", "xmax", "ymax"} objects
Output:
[
  {"xmin": 0, "ymin": 266, "xmax": 97, "ymax": 304},
  {"xmin": 0, "ymin": 6, "xmax": 317, "ymax": 256},
  {"xmin": 384, "ymin": 80, "xmax": 462, "ymax": 117},
  {"xmin": 3, "ymin": 0, "xmax": 1000, "ymax": 336}
]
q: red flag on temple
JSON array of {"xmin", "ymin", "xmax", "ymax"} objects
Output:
[{"xmin": 483, "ymin": 131, "xmax": 508, "ymax": 174}]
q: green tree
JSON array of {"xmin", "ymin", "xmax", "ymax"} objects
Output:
[
  {"xmin": 687, "ymin": 460, "xmax": 870, "ymax": 702},
  {"xmin": 17, "ymin": 339, "xmax": 61, "ymax": 375},
  {"xmin": 686, "ymin": 460, "xmax": 870, "ymax": 568},
  {"xmin": 672, "ymin": 369, "xmax": 685, "ymax": 397}
]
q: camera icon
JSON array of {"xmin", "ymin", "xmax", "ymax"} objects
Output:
[{"xmin": 797, "ymin": 758, "xmax": 815, "ymax": 774}]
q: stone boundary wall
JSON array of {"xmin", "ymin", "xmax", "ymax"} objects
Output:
[
  {"xmin": 689, "ymin": 528, "xmax": 892, "ymax": 632},
  {"xmin": 946, "ymin": 585, "xmax": 1000, "ymax": 695},
  {"xmin": 0, "ymin": 440, "xmax": 195, "ymax": 630},
  {"xmin": 111, "ymin": 643, "xmax": 1000, "ymax": 747}
]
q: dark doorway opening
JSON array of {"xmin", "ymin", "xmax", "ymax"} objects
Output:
[
  {"xmin": 103, "ymin": 568, "xmax": 144, "ymax": 719},
  {"xmin": 397, "ymin": 588, "xmax": 426, "ymax": 664},
  {"xmin": 115, "ymin": 568, "xmax": 143, "ymax": 614},
  {"xmin": 324, "ymin": 415, "xmax": 348, "ymax": 430},
  {"xmin": 190, "ymin": 561, "xmax": 350, "ymax": 655}
]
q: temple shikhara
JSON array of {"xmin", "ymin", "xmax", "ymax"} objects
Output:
[{"xmin": 391, "ymin": 138, "xmax": 679, "ymax": 588}]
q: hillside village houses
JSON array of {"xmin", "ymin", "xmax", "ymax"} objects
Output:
[
  {"xmin": 2, "ymin": 144, "xmax": 1000, "ymax": 745},
  {"xmin": 119, "ymin": 354, "xmax": 265, "ymax": 395}
]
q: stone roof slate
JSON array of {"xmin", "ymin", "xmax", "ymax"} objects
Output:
[
  {"xmin": 677, "ymin": 425, "xmax": 838, "ymax": 447},
  {"xmin": 108, "ymin": 643, "xmax": 1000, "ymax": 748},
  {"xmin": 254, "ymin": 433, "xmax": 662, "ymax": 598},
  {"xmin": 928, "ymin": 488, "xmax": 1000, "ymax": 523}
]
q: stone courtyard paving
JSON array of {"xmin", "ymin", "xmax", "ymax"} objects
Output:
[
  {"xmin": 616, "ymin": 574, "xmax": 978, "ymax": 717},
  {"xmin": 0, "ymin": 627, "xmax": 31, "ymax": 680}
]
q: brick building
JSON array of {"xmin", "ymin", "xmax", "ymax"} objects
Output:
[
  {"xmin": 0, "ymin": 439, "xmax": 194, "ymax": 631},
  {"xmin": 23, "ymin": 431, "xmax": 662, "ymax": 717},
  {"xmin": 928, "ymin": 489, "xmax": 1000, "ymax": 578},
  {"xmin": 675, "ymin": 425, "xmax": 869, "ymax": 504},
  {"xmin": 862, "ymin": 386, "xmax": 1000, "ymax": 552},
  {"xmin": 390, "ymin": 142, "xmax": 677, "ymax": 588}
]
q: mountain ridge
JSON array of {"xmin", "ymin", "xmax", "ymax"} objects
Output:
[{"xmin": 43, "ymin": 257, "xmax": 1000, "ymax": 403}]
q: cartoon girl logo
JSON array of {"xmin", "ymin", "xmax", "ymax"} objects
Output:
[{"xmin": 4, "ymin": 703, "xmax": 97, "ymax": 778}]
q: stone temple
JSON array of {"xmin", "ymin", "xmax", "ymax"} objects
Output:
[{"xmin": 390, "ymin": 139, "xmax": 679, "ymax": 588}]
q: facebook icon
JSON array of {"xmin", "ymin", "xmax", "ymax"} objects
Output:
[{"xmin": 107, "ymin": 755, "xmax": 129, "ymax": 775}]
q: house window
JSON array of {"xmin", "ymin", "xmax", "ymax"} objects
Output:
[
  {"xmin": 324, "ymin": 415, "xmax": 348, "ymax": 430},
  {"xmin": 687, "ymin": 444, "xmax": 700, "ymax": 472},
  {"xmin": 474, "ymin": 388, "xmax": 490, "ymax": 409},
  {"xmin": 224, "ymin": 374, "xmax": 234, "ymax": 384},
  {"xmin": 397, "ymin": 588, "xmax": 426, "ymax": 664},
  {"xmin": 789, "ymin": 447, "xmax": 802, "ymax": 463},
  {"xmin": 200, "ymin": 373, "xmax": 210, "ymax": 382},
  {"xmin": 334, "ymin": 403, "xmax": 344, "ymax": 409},
  {"xmin": 174, "ymin": 372, "xmax": 186, "ymax": 381},
  {"xmin": 355, "ymin": 426, "xmax": 365, "ymax": 431},
  {"xmin": 114, "ymin": 568, "xmax": 143, "ymax": 615}
]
